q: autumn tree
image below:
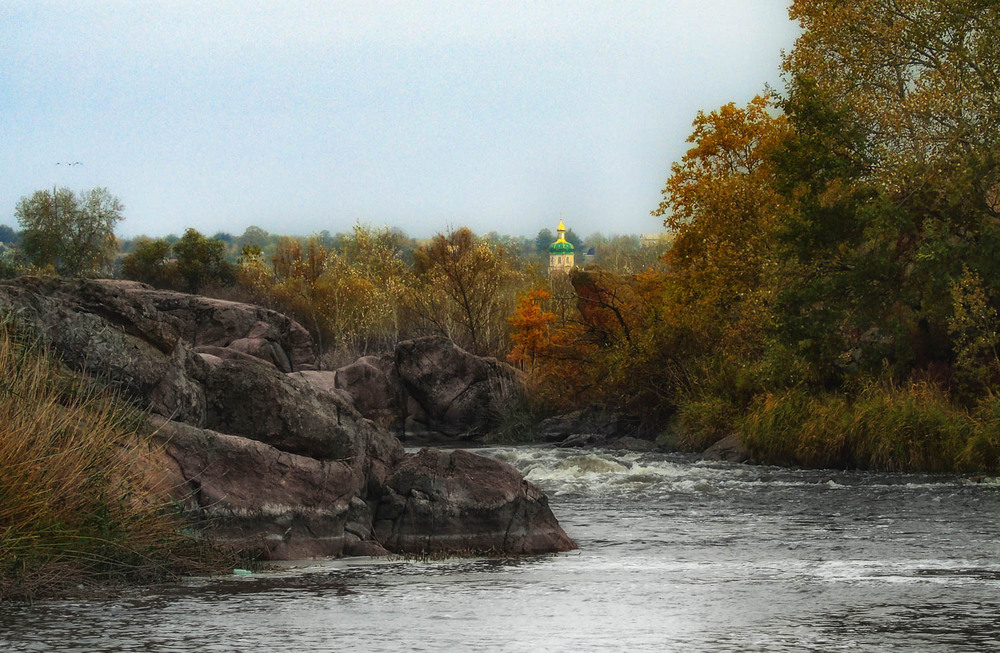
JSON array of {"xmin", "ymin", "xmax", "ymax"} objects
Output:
[
  {"xmin": 261, "ymin": 236, "xmax": 334, "ymax": 353},
  {"xmin": 785, "ymin": 0, "xmax": 1000, "ymax": 195},
  {"xmin": 332, "ymin": 225, "xmax": 412, "ymax": 350},
  {"xmin": 235, "ymin": 244, "xmax": 272, "ymax": 302},
  {"xmin": 237, "ymin": 226, "xmax": 414, "ymax": 360},
  {"xmin": 653, "ymin": 95, "xmax": 792, "ymax": 360},
  {"xmin": 15, "ymin": 187, "xmax": 123, "ymax": 276},
  {"xmin": 582, "ymin": 232, "xmax": 670, "ymax": 275},
  {"xmin": 411, "ymin": 228, "xmax": 530, "ymax": 357},
  {"xmin": 508, "ymin": 288, "xmax": 557, "ymax": 374}
]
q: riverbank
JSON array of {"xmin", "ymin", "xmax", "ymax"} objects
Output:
[
  {"xmin": 0, "ymin": 277, "xmax": 575, "ymax": 600},
  {"xmin": 661, "ymin": 380, "xmax": 1000, "ymax": 474}
]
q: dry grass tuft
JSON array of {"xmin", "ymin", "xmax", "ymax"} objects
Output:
[
  {"xmin": 0, "ymin": 321, "xmax": 231, "ymax": 601},
  {"xmin": 740, "ymin": 381, "xmax": 1000, "ymax": 472}
]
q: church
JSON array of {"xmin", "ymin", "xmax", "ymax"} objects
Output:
[{"xmin": 548, "ymin": 220, "xmax": 574, "ymax": 275}]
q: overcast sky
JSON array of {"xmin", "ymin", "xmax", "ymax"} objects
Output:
[{"xmin": 1, "ymin": 1, "xmax": 800, "ymax": 239}]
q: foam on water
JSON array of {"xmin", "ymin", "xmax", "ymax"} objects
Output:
[
  {"xmin": 489, "ymin": 447, "xmax": 703, "ymax": 498},
  {"xmin": 486, "ymin": 445, "xmax": 995, "ymax": 501}
]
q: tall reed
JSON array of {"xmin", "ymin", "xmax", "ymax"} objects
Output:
[
  {"xmin": 740, "ymin": 381, "xmax": 1000, "ymax": 472},
  {"xmin": 0, "ymin": 322, "xmax": 228, "ymax": 600}
]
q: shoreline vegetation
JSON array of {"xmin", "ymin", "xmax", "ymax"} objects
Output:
[{"xmin": 0, "ymin": 323, "xmax": 236, "ymax": 601}]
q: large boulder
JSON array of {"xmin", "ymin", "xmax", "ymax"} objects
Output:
[
  {"xmin": 373, "ymin": 448, "xmax": 576, "ymax": 555},
  {"xmin": 0, "ymin": 276, "xmax": 208, "ymax": 424},
  {"xmin": 128, "ymin": 284, "xmax": 315, "ymax": 372},
  {"xmin": 699, "ymin": 433, "xmax": 751, "ymax": 463},
  {"xmin": 150, "ymin": 416, "xmax": 363, "ymax": 559},
  {"xmin": 395, "ymin": 336, "xmax": 524, "ymax": 438},
  {"xmin": 199, "ymin": 355, "xmax": 402, "ymax": 468}
]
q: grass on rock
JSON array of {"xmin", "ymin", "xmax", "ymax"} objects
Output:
[{"xmin": 0, "ymin": 321, "xmax": 233, "ymax": 601}]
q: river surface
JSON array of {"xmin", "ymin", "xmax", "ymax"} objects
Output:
[{"xmin": 3, "ymin": 447, "xmax": 1000, "ymax": 652}]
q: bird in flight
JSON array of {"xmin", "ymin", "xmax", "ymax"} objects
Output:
[{"xmin": 56, "ymin": 162, "xmax": 82, "ymax": 166}]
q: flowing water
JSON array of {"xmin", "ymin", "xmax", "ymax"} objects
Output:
[{"xmin": 3, "ymin": 447, "xmax": 1000, "ymax": 652}]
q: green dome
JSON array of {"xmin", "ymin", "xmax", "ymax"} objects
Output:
[{"xmin": 549, "ymin": 240, "xmax": 574, "ymax": 254}]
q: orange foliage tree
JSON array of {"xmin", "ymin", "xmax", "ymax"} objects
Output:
[
  {"xmin": 653, "ymin": 95, "xmax": 793, "ymax": 361},
  {"xmin": 507, "ymin": 288, "xmax": 557, "ymax": 374}
]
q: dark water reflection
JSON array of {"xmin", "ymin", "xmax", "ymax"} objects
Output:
[{"xmin": 3, "ymin": 448, "xmax": 999, "ymax": 652}]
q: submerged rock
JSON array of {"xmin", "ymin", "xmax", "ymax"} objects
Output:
[{"xmin": 699, "ymin": 433, "xmax": 751, "ymax": 463}]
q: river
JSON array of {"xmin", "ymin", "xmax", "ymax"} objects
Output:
[{"xmin": 3, "ymin": 447, "xmax": 999, "ymax": 652}]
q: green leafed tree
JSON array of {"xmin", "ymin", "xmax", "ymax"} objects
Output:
[
  {"xmin": 0, "ymin": 225, "xmax": 18, "ymax": 245},
  {"xmin": 172, "ymin": 228, "xmax": 235, "ymax": 293},
  {"xmin": 534, "ymin": 229, "xmax": 554, "ymax": 256},
  {"xmin": 15, "ymin": 187, "xmax": 123, "ymax": 276},
  {"xmin": 120, "ymin": 237, "xmax": 176, "ymax": 288},
  {"xmin": 773, "ymin": 0, "xmax": 1000, "ymax": 381}
]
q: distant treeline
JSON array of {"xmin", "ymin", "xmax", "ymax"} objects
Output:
[{"xmin": 0, "ymin": 207, "xmax": 670, "ymax": 364}]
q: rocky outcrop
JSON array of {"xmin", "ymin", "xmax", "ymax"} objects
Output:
[
  {"xmin": 0, "ymin": 276, "xmax": 574, "ymax": 559},
  {"xmin": 200, "ymin": 355, "xmax": 395, "ymax": 468},
  {"xmin": 150, "ymin": 416, "xmax": 362, "ymax": 560},
  {"xmin": 373, "ymin": 448, "xmax": 576, "ymax": 554},
  {"xmin": 331, "ymin": 355, "xmax": 406, "ymax": 430},
  {"xmin": 134, "ymin": 284, "xmax": 315, "ymax": 372},
  {"xmin": 0, "ymin": 276, "xmax": 211, "ymax": 423}
]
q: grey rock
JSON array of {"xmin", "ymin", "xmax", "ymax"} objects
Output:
[
  {"xmin": 0, "ymin": 276, "xmax": 208, "ymax": 424},
  {"xmin": 333, "ymin": 355, "xmax": 406, "ymax": 430},
  {"xmin": 373, "ymin": 448, "xmax": 576, "ymax": 555},
  {"xmin": 200, "ymin": 356, "xmax": 404, "ymax": 483},
  {"xmin": 539, "ymin": 408, "xmax": 642, "ymax": 443},
  {"xmin": 607, "ymin": 436, "xmax": 659, "ymax": 453},
  {"xmin": 135, "ymin": 288, "xmax": 315, "ymax": 371},
  {"xmin": 396, "ymin": 336, "xmax": 524, "ymax": 438},
  {"xmin": 555, "ymin": 433, "xmax": 611, "ymax": 448},
  {"xmin": 151, "ymin": 416, "xmax": 361, "ymax": 560},
  {"xmin": 699, "ymin": 433, "xmax": 750, "ymax": 463}
]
